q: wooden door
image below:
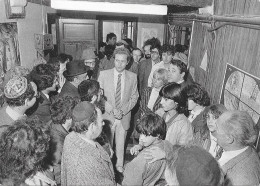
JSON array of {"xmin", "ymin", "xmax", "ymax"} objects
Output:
[{"xmin": 59, "ymin": 19, "xmax": 98, "ymax": 60}]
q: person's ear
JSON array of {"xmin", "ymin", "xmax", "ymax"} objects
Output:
[
  {"xmin": 91, "ymin": 95, "xmax": 97, "ymax": 104},
  {"xmin": 180, "ymin": 72, "xmax": 185, "ymax": 80},
  {"xmin": 226, "ymin": 135, "xmax": 234, "ymax": 144}
]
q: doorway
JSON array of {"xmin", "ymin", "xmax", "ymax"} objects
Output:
[{"xmin": 97, "ymin": 16, "xmax": 138, "ymax": 48}]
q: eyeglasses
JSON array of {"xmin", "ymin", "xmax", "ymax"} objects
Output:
[{"xmin": 151, "ymin": 51, "xmax": 159, "ymax": 54}]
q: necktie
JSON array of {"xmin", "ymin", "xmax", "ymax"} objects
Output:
[{"xmin": 115, "ymin": 74, "xmax": 122, "ymax": 109}]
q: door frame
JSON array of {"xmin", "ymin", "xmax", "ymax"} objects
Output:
[{"xmin": 97, "ymin": 15, "xmax": 138, "ymax": 48}]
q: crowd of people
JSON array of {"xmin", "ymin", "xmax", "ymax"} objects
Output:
[{"xmin": 0, "ymin": 32, "xmax": 259, "ymax": 186}]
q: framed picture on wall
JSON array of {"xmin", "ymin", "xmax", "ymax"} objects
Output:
[{"xmin": 5, "ymin": 0, "xmax": 27, "ymax": 19}]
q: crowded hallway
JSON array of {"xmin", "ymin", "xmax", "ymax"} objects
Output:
[{"xmin": 1, "ymin": 0, "xmax": 260, "ymax": 185}]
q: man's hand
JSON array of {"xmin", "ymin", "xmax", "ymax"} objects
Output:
[
  {"xmin": 130, "ymin": 144, "xmax": 143, "ymax": 155},
  {"xmin": 113, "ymin": 109, "xmax": 123, "ymax": 120}
]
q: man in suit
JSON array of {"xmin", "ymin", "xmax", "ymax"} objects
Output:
[
  {"xmin": 26, "ymin": 64, "xmax": 58, "ymax": 122},
  {"xmin": 138, "ymin": 43, "xmax": 161, "ymax": 95},
  {"xmin": 59, "ymin": 60, "xmax": 90, "ymax": 99},
  {"xmin": 214, "ymin": 110, "xmax": 260, "ymax": 185},
  {"xmin": 98, "ymin": 47, "xmax": 139, "ymax": 173}
]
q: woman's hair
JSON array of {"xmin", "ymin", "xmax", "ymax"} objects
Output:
[
  {"xmin": 160, "ymin": 82, "xmax": 188, "ymax": 114},
  {"xmin": 50, "ymin": 96, "xmax": 79, "ymax": 125},
  {"xmin": 185, "ymin": 83, "xmax": 210, "ymax": 107},
  {"xmin": 30, "ymin": 64, "xmax": 56, "ymax": 91},
  {"xmin": 0, "ymin": 117, "xmax": 50, "ymax": 185},
  {"xmin": 153, "ymin": 68, "xmax": 168, "ymax": 85},
  {"xmin": 5, "ymin": 80, "xmax": 35, "ymax": 107},
  {"xmin": 136, "ymin": 112, "xmax": 166, "ymax": 140},
  {"xmin": 206, "ymin": 104, "xmax": 227, "ymax": 120}
]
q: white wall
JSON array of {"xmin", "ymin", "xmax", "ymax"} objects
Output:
[
  {"xmin": 137, "ymin": 22, "xmax": 165, "ymax": 49},
  {"xmin": 0, "ymin": 0, "xmax": 56, "ymax": 68}
]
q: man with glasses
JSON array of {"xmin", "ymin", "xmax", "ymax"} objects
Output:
[
  {"xmin": 147, "ymin": 44, "xmax": 174, "ymax": 87},
  {"xmin": 0, "ymin": 76, "xmax": 38, "ymax": 134},
  {"xmin": 138, "ymin": 40, "xmax": 161, "ymax": 95}
]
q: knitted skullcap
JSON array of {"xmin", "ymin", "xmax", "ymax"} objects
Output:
[{"xmin": 4, "ymin": 76, "xmax": 28, "ymax": 99}]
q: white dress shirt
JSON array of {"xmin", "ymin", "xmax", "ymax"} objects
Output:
[
  {"xmin": 209, "ymin": 132, "xmax": 219, "ymax": 157},
  {"xmin": 147, "ymin": 88, "xmax": 160, "ymax": 110},
  {"xmin": 188, "ymin": 107, "xmax": 205, "ymax": 122},
  {"xmin": 218, "ymin": 146, "xmax": 248, "ymax": 166},
  {"xmin": 6, "ymin": 106, "xmax": 25, "ymax": 121}
]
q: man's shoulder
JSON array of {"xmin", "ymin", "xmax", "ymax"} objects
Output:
[
  {"xmin": 100, "ymin": 69, "xmax": 113, "ymax": 75},
  {"xmin": 125, "ymin": 70, "xmax": 137, "ymax": 78}
]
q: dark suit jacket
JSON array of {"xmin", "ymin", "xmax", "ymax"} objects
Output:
[
  {"xmin": 59, "ymin": 81, "xmax": 80, "ymax": 99},
  {"xmin": 50, "ymin": 122, "xmax": 69, "ymax": 184},
  {"xmin": 191, "ymin": 107, "xmax": 211, "ymax": 151},
  {"xmin": 138, "ymin": 58, "xmax": 152, "ymax": 95},
  {"xmin": 140, "ymin": 87, "xmax": 161, "ymax": 115}
]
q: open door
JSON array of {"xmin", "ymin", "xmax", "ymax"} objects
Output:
[{"xmin": 59, "ymin": 18, "xmax": 98, "ymax": 60}]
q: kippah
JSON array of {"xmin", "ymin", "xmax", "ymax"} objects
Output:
[{"xmin": 4, "ymin": 76, "xmax": 28, "ymax": 99}]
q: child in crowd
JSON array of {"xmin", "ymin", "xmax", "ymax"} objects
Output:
[{"xmin": 123, "ymin": 113, "xmax": 172, "ymax": 186}]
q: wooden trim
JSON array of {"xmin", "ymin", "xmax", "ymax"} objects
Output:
[
  {"xmin": 28, "ymin": 0, "xmax": 50, "ymax": 6},
  {"xmin": 74, "ymin": 0, "xmax": 212, "ymax": 7}
]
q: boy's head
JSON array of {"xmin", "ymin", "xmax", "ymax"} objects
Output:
[
  {"xmin": 106, "ymin": 32, "xmax": 117, "ymax": 46},
  {"xmin": 78, "ymin": 79, "xmax": 102, "ymax": 103},
  {"xmin": 136, "ymin": 113, "xmax": 166, "ymax": 147},
  {"xmin": 206, "ymin": 104, "xmax": 227, "ymax": 133},
  {"xmin": 113, "ymin": 48, "xmax": 130, "ymax": 73},
  {"xmin": 161, "ymin": 44, "xmax": 174, "ymax": 64},
  {"xmin": 168, "ymin": 59, "xmax": 188, "ymax": 83}
]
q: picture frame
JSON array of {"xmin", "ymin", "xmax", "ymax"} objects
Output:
[{"xmin": 5, "ymin": 0, "xmax": 26, "ymax": 19}]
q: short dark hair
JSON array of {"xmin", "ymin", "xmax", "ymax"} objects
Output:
[
  {"xmin": 30, "ymin": 64, "xmax": 56, "ymax": 91},
  {"xmin": 161, "ymin": 44, "xmax": 175, "ymax": 55},
  {"xmin": 58, "ymin": 53, "xmax": 73, "ymax": 63},
  {"xmin": 185, "ymin": 83, "xmax": 210, "ymax": 107},
  {"xmin": 5, "ymin": 80, "xmax": 35, "ymax": 107},
  {"xmin": 171, "ymin": 59, "xmax": 188, "ymax": 81},
  {"xmin": 78, "ymin": 80, "xmax": 100, "ymax": 102},
  {"xmin": 106, "ymin": 32, "xmax": 116, "ymax": 42},
  {"xmin": 50, "ymin": 96, "xmax": 78, "ymax": 125},
  {"xmin": 174, "ymin": 44, "xmax": 183, "ymax": 53},
  {"xmin": 113, "ymin": 47, "xmax": 131, "ymax": 62},
  {"xmin": 0, "ymin": 117, "xmax": 50, "ymax": 184},
  {"xmin": 71, "ymin": 109, "xmax": 97, "ymax": 133},
  {"xmin": 143, "ymin": 37, "xmax": 161, "ymax": 50},
  {"xmin": 160, "ymin": 82, "xmax": 188, "ymax": 114},
  {"xmin": 136, "ymin": 112, "xmax": 166, "ymax": 140},
  {"xmin": 104, "ymin": 45, "xmax": 115, "ymax": 60}
]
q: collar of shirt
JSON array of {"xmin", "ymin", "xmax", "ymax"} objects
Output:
[
  {"xmin": 6, "ymin": 106, "xmax": 24, "ymax": 121},
  {"xmin": 218, "ymin": 146, "xmax": 248, "ymax": 167},
  {"xmin": 191, "ymin": 107, "xmax": 205, "ymax": 118},
  {"xmin": 42, "ymin": 92, "xmax": 49, "ymax": 100},
  {"xmin": 177, "ymin": 79, "xmax": 184, "ymax": 84}
]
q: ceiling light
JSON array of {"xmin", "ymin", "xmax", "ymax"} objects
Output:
[{"xmin": 51, "ymin": 0, "xmax": 167, "ymax": 15}]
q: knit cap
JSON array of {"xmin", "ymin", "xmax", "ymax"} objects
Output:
[{"xmin": 4, "ymin": 76, "xmax": 28, "ymax": 99}]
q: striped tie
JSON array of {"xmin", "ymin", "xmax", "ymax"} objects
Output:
[{"xmin": 115, "ymin": 74, "xmax": 122, "ymax": 109}]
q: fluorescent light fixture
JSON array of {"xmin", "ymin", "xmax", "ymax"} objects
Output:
[{"xmin": 51, "ymin": 0, "xmax": 167, "ymax": 15}]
